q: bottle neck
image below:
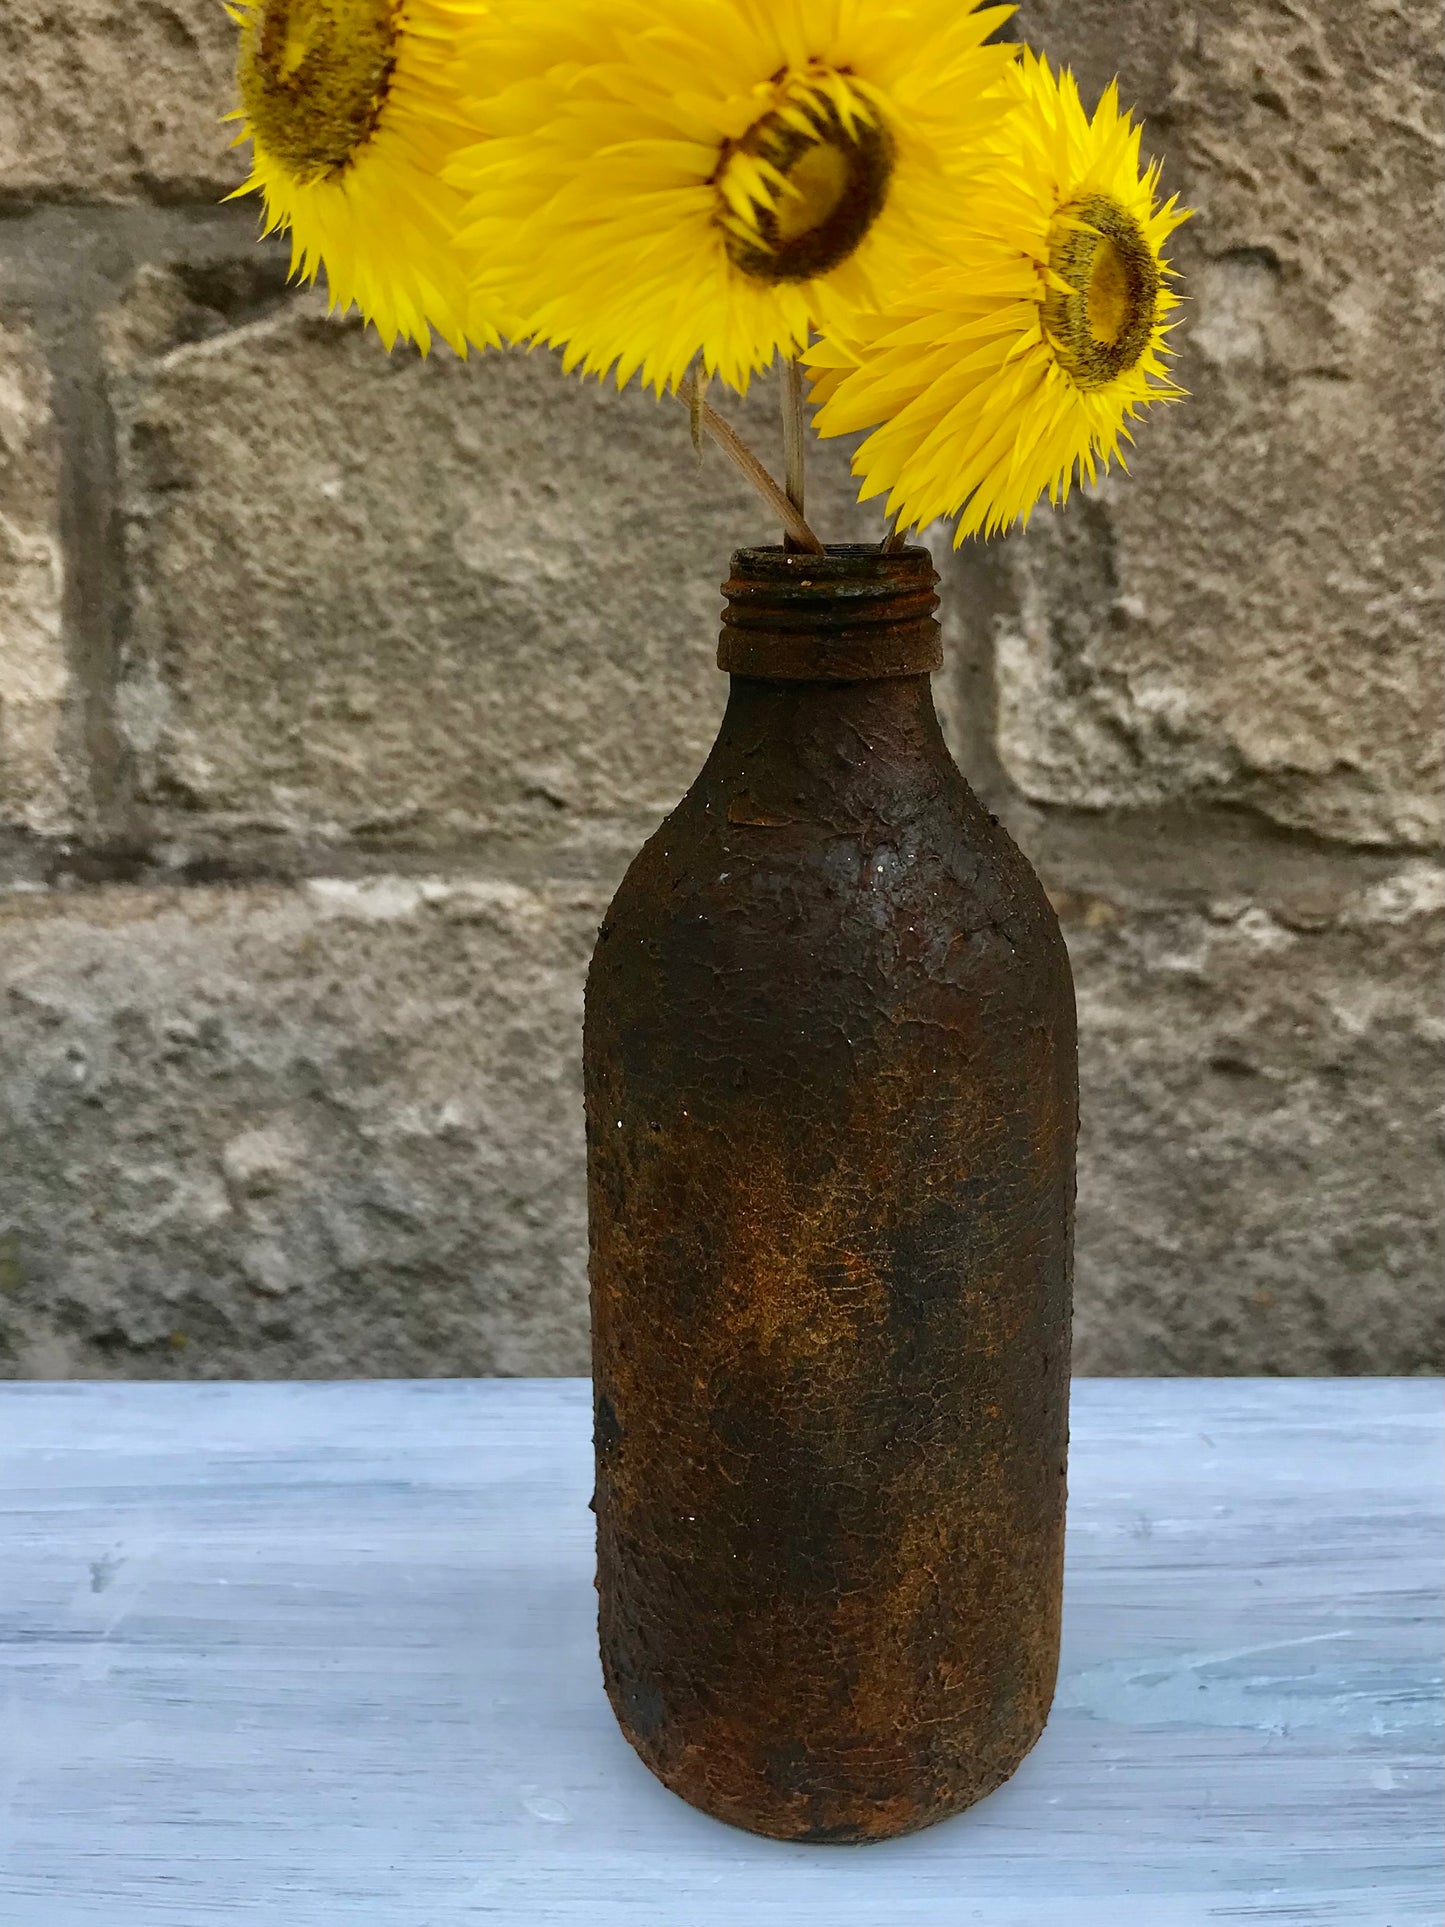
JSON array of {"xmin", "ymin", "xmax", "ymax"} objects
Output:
[
  {"xmin": 702, "ymin": 673, "xmax": 954, "ymax": 829},
  {"xmin": 718, "ymin": 544, "xmax": 941, "ymax": 682},
  {"xmin": 704, "ymin": 545, "xmax": 954, "ymax": 823},
  {"xmin": 722, "ymin": 671, "xmax": 945, "ymax": 745}
]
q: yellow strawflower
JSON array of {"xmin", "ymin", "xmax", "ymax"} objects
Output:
[
  {"xmin": 229, "ymin": 0, "xmax": 508, "ymax": 353},
  {"xmin": 809, "ymin": 50, "xmax": 1190, "ymax": 540},
  {"xmin": 446, "ymin": 0, "xmax": 1019, "ymax": 393}
]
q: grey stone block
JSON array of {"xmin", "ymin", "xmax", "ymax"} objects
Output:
[
  {"xmin": 0, "ymin": 0, "xmax": 244, "ymax": 203},
  {"xmin": 3, "ymin": 853, "xmax": 1439, "ymax": 1380},
  {"xmin": 1061, "ymin": 860, "xmax": 1444, "ymax": 1373},
  {"xmin": 0, "ymin": 873, "xmax": 609, "ymax": 1379},
  {"xmin": 108, "ymin": 279, "xmax": 879, "ymax": 845}
]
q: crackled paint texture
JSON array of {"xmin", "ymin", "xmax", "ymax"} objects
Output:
[{"xmin": 585, "ymin": 553, "xmax": 1076, "ymax": 1838}]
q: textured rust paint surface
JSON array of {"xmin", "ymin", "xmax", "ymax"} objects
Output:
[{"xmin": 584, "ymin": 546, "xmax": 1077, "ymax": 1843}]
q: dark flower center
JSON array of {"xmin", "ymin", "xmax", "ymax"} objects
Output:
[
  {"xmin": 239, "ymin": 0, "xmax": 397, "ymax": 183},
  {"xmin": 718, "ymin": 80, "xmax": 895, "ymax": 285},
  {"xmin": 1042, "ymin": 194, "xmax": 1161, "ymax": 388}
]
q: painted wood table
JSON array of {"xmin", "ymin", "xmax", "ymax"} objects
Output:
[{"xmin": 1, "ymin": 1379, "xmax": 1440, "ymax": 1926}]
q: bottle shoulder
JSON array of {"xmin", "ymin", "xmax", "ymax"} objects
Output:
[{"xmin": 593, "ymin": 764, "xmax": 1072, "ymax": 1014}]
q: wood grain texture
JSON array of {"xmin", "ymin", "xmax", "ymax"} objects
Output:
[{"xmin": 0, "ymin": 1379, "xmax": 1439, "ymax": 1925}]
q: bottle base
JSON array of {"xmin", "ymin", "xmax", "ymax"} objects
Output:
[{"xmin": 605, "ymin": 1677, "xmax": 1050, "ymax": 1845}]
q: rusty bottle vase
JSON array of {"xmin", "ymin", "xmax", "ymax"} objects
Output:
[{"xmin": 585, "ymin": 544, "xmax": 1076, "ymax": 1843}]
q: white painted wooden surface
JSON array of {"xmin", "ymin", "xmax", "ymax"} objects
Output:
[{"xmin": 0, "ymin": 1379, "xmax": 1440, "ymax": 1926}]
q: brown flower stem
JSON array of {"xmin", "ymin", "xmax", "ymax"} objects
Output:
[
  {"xmin": 688, "ymin": 366, "xmax": 711, "ymax": 456},
  {"xmin": 782, "ymin": 357, "xmax": 807, "ymax": 549},
  {"xmin": 883, "ymin": 520, "xmax": 910, "ymax": 552},
  {"xmin": 677, "ymin": 374, "xmax": 825, "ymax": 555}
]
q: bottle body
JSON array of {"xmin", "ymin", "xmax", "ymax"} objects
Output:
[{"xmin": 584, "ymin": 547, "xmax": 1076, "ymax": 1842}]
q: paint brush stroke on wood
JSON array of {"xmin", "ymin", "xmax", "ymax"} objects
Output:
[{"xmin": 1, "ymin": 1377, "xmax": 1440, "ymax": 1923}]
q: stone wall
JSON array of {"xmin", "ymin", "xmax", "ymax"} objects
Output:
[{"xmin": 1, "ymin": 0, "xmax": 1440, "ymax": 1379}]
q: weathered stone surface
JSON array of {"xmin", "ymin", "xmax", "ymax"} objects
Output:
[
  {"xmin": 2, "ymin": 853, "xmax": 1438, "ymax": 1381},
  {"xmin": 0, "ymin": 0, "xmax": 243, "ymax": 204},
  {"xmin": 0, "ymin": 873, "xmax": 608, "ymax": 1379},
  {"xmin": 1058, "ymin": 859, "xmax": 1444, "ymax": 1374},
  {"xmin": 0, "ymin": 321, "xmax": 71, "ymax": 834},
  {"xmin": 108, "ymin": 277, "xmax": 877, "ymax": 844},
  {"xmin": 0, "ymin": 1, "xmax": 1438, "ymax": 1383},
  {"xmin": 994, "ymin": 0, "xmax": 1444, "ymax": 848}
]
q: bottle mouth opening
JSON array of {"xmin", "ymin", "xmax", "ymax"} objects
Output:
[{"xmin": 719, "ymin": 544, "xmax": 941, "ymax": 681}]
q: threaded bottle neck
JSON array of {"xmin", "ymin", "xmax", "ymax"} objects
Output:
[{"xmin": 718, "ymin": 544, "xmax": 941, "ymax": 681}]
